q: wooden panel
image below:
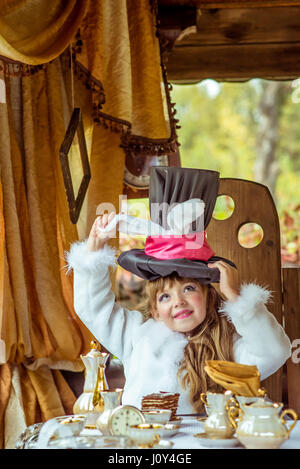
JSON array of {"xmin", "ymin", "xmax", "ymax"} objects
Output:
[
  {"xmin": 282, "ymin": 267, "xmax": 300, "ymax": 414},
  {"xmin": 206, "ymin": 178, "xmax": 283, "ymax": 402},
  {"xmin": 167, "ymin": 42, "xmax": 300, "ymax": 81}
]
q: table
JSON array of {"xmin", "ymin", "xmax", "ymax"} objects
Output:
[{"xmin": 82, "ymin": 416, "xmax": 300, "ymax": 450}]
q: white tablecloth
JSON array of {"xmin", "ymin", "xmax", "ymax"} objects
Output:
[{"xmin": 82, "ymin": 416, "xmax": 300, "ymax": 450}]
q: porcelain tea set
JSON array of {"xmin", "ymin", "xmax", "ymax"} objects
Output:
[
  {"xmin": 31, "ymin": 342, "xmax": 298, "ymax": 449},
  {"xmin": 33, "ymin": 341, "xmax": 178, "ymax": 449},
  {"xmin": 34, "ymin": 390, "xmax": 177, "ymax": 449},
  {"xmin": 195, "ymin": 389, "xmax": 298, "ymax": 449}
]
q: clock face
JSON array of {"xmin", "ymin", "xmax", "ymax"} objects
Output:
[
  {"xmin": 124, "ymin": 155, "xmax": 169, "ymax": 189},
  {"xmin": 109, "ymin": 405, "xmax": 145, "ymax": 436}
]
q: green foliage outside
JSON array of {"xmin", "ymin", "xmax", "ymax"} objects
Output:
[
  {"xmin": 171, "ymin": 79, "xmax": 300, "ymax": 265},
  {"xmin": 172, "ymin": 79, "xmax": 300, "ymax": 210}
]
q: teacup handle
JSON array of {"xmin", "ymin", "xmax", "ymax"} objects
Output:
[
  {"xmin": 226, "ymin": 397, "xmax": 239, "ymax": 409},
  {"xmin": 227, "ymin": 404, "xmax": 243, "ymax": 429},
  {"xmin": 280, "ymin": 409, "xmax": 298, "ymax": 437},
  {"xmin": 200, "ymin": 392, "xmax": 207, "ymax": 405}
]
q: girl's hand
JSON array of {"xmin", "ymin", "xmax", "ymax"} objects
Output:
[
  {"xmin": 86, "ymin": 213, "xmax": 117, "ymax": 252},
  {"xmin": 207, "ymin": 261, "xmax": 240, "ymax": 301}
]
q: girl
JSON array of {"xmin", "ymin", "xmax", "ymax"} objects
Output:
[{"xmin": 67, "ymin": 210, "xmax": 291, "ymax": 414}]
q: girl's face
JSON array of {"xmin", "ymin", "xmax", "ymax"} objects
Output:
[{"xmin": 152, "ymin": 280, "xmax": 207, "ymax": 333}]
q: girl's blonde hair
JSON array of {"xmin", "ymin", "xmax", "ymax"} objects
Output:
[{"xmin": 139, "ymin": 274, "xmax": 236, "ymax": 413}]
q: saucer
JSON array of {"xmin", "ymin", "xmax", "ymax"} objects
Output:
[
  {"xmin": 134, "ymin": 439, "xmax": 174, "ymax": 449},
  {"xmin": 154, "ymin": 439, "xmax": 174, "ymax": 448},
  {"xmin": 160, "ymin": 423, "xmax": 181, "ymax": 438},
  {"xmin": 194, "ymin": 432, "xmax": 241, "ymax": 448},
  {"xmin": 196, "ymin": 416, "xmax": 207, "ymax": 422}
]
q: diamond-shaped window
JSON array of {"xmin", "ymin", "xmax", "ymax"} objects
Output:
[{"xmin": 59, "ymin": 108, "xmax": 91, "ymax": 224}]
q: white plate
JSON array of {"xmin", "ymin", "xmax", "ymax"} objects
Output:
[{"xmin": 194, "ymin": 432, "xmax": 241, "ymax": 448}]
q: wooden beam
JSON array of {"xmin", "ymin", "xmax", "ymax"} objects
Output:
[
  {"xmin": 196, "ymin": 1, "xmax": 300, "ymax": 8},
  {"xmin": 166, "ymin": 42, "xmax": 300, "ymax": 81},
  {"xmin": 158, "ymin": 1, "xmax": 202, "ymax": 5},
  {"xmin": 194, "ymin": 8, "xmax": 300, "ymax": 46},
  {"xmin": 158, "ymin": 5, "xmax": 198, "ymax": 52},
  {"xmin": 158, "ymin": 0, "xmax": 300, "ymax": 6}
]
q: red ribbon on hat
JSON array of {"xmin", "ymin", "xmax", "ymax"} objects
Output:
[{"xmin": 144, "ymin": 231, "xmax": 215, "ymax": 261}]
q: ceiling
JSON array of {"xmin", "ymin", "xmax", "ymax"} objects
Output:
[{"xmin": 157, "ymin": 0, "xmax": 300, "ymax": 83}]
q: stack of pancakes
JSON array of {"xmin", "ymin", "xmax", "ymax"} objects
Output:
[{"xmin": 141, "ymin": 392, "xmax": 180, "ymax": 420}]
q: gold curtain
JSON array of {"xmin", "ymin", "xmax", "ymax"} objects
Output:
[
  {"xmin": 0, "ymin": 60, "xmax": 95, "ymax": 449},
  {"xmin": 0, "ymin": 0, "xmax": 172, "ymax": 448},
  {"xmin": 0, "ymin": 0, "xmax": 88, "ymax": 64}
]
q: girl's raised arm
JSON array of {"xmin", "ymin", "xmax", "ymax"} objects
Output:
[{"xmin": 66, "ymin": 215, "xmax": 143, "ymax": 362}]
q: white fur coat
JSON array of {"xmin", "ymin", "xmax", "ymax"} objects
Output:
[{"xmin": 66, "ymin": 241, "xmax": 291, "ymax": 414}]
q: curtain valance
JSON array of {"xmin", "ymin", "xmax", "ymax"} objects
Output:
[{"xmin": 0, "ymin": 0, "xmax": 88, "ymax": 65}]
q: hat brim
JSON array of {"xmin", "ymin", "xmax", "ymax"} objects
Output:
[{"xmin": 117, "ymin": 249, "xmax": 236, "ymax": 283}]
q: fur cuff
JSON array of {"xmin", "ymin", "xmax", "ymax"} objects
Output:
[
  {"xmin": 65, "ymin": 240, "xmax": 117, "ymax": 274},
  {"xmin": 219, "ymin": 283, "xmax": 272, "ymax": 322}
]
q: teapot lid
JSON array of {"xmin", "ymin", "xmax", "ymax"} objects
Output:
[
  {"xmin": 83, "ymin": 341, "xmax": 109, "ymax": 358},
  {"xmin": 247, "ymin": 400, "xmax": 282, "ymax": 409}
]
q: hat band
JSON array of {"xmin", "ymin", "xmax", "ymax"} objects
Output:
[{"xmin": 144, "ymin": 232, "xmax": 215, "ymax": 261}]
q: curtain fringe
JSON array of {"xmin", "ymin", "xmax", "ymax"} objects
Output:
[
  {"xmin": 73, "ymin": 2, "xmax": 180, "ymax": 158},
  {"xmin": 0, "ymin": 58, "xmax": 48, "ymax": 77}
]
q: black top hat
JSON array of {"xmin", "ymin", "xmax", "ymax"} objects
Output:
[{"xmin": 117, "ymin": 167, "xmax": 235, "ymax": 283}]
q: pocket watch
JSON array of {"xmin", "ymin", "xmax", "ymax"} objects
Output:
[
  {"xmin": 108, "ymin": 405, "xmax": 145, "ymax": 436},
  {"xmin": 124, "ymin": 154, "xmax": 169, "ymax": 190}
]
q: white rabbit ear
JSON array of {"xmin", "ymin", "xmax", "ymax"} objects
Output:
[
  {"xmin": 167, "ymin": 199, "xmax": 205, "ymax": 235},
  {"xmin": 97, "ymin": 213, "xmax": 170, "ymax": 237},
  {"xmin": 96, "ymin": 200, "xmax": 205, "ymax": 238}
]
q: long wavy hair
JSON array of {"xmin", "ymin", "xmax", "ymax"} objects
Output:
[{"xmin": 139, "ymin": 274, "xmax": 236, "ymax": 413}]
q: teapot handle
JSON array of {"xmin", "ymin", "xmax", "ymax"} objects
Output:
[
  {"xmin": 226, "ymin": 399, "xmax": 243, "ymax": 430},
  {"xmin": 225, "ymin": 397, "xmax": 244, "ymax": 428},
  {"xmin": 280, "ymin": 409, "xmax": 298, "ymax": 437}
]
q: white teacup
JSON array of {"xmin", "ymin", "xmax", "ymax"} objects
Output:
[
  {"xmin": 201, "ymin": 390, "xmax": 232, "ymax": 417},
  {"xmin": 128, "ymin": 423, "xmax": 163, "ymax": 447},
  {"xmin": 35, "ymin": 415, "xmax": 87, "ymax": 449},
  {"xmin": 54, "ymin": 415, "xmax": 87, "ymax": 436},
  {"xmin": 142, "ymin": 409, "xmax": 172, "ymax": 424}
]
